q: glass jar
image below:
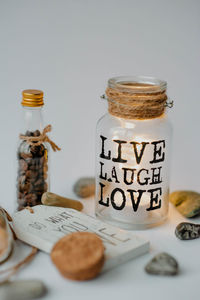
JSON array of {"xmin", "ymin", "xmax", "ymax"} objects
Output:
[
  {"xmin": 95, "ymin": 76, "xmax": 173, "ymax": 229},
  {"xmin": 17, "ymin": 90, "xmax": 49, "ymax": 210}
]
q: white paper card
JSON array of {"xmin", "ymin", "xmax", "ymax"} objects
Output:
[{"xmin": 12, "ymin": 205, "xmax": 149, "ymax": 271}]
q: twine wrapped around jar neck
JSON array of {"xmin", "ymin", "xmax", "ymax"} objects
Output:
[{"xmin": 104, "ymin": 79, "xmax": 173, "ymax": 120}]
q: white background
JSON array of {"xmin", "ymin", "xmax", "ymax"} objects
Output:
[{"xmin": 0, "ymin": 0, "xmax": 200, "ymax": 299}]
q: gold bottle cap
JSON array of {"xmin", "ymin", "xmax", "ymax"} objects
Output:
[{"xmin": 21, "ymin": 89, "xmax": 44, "ymax": 107}]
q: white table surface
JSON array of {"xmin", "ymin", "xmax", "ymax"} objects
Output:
[
  {"xmin": 0, "ymin": 0, "xmax": 200, "ymax": 299},
  {"xmin": 1, "ymin": 198, "xmax": 200, "ymax": 300}
]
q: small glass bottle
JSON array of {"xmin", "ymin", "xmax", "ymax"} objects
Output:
[
  {"xmin": 17, "ymin": 90, "xmax": 49, "ymax": 210},
  {"xmin": 95, "ymin": 76, "xmax": 173, "ymax": 229}
]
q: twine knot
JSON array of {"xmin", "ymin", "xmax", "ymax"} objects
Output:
[{"xmin": 19, "ymin": 124, "xmax": 61, "ymax": 152}]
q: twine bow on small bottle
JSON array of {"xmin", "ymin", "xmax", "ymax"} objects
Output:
[{"xmin": 19, "ymin": 124, "xmax": 61, "ymax": 152}]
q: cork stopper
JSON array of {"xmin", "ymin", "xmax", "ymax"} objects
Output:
[{"xmin": 105, "ymin": 76, "xmax": 168, "ymax": 120}]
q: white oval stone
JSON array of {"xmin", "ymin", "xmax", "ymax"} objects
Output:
[{"xmin": 0, "ymin": 280, "xmax": 47, "ymax": 300}]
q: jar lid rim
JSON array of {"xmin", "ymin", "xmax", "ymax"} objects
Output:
[{"xmin": 108, "ymin": 76, "xmax": 167, "ymax": 94}]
